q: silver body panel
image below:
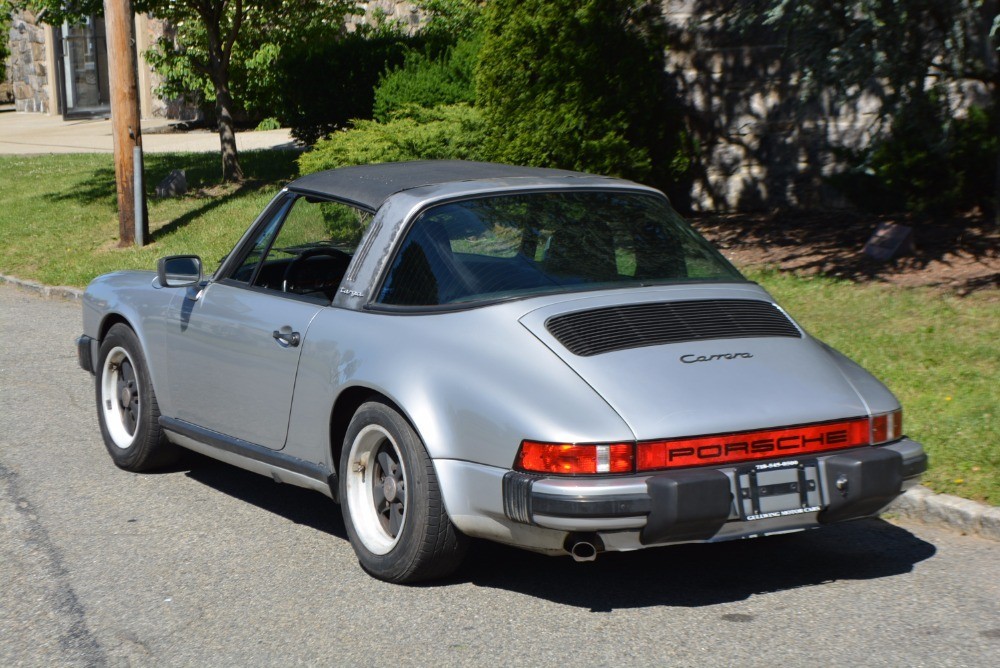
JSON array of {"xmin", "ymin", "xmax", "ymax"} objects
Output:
[
  {"xmin": 161, "ymin": 282, "xmax": 323, "ymax": 449},
  {"xmin": 517, "ymin": 283, "xmax": 899, "ymax": 438},
  {"xmin": 80, "ymin": 167, "xmax": 922, "ymax": 558}
]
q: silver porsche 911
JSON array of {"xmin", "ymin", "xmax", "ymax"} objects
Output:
[{"xmin": 77, "ymin": 160, "xmax": 927, "ymax": 583}]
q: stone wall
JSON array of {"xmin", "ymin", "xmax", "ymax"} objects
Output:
[
  {"xmin": 661, "ymin": 0, "xmax": 877, "ymax": 211},
  {"xmin": 661, "ymin": 1, "xmax": 994, "ymax": 211},
  {"xmin": 7, "ymin": 11, "xmax": 50, "ymax": 113},
  {"xmin": 139, "ymin": 15, "xmax": 202, "ymax": 121},
  {"xmin": 347, "ymin": 1, "xmax": 424, "ymax": 34}
]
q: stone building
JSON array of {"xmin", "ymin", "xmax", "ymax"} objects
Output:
[{"xmin": 3, "ymin": 9, "xmax": 178, "ymax": 119}]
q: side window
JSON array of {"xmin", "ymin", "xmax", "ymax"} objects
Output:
[
  {"xmin": 230, "ymin": 198, "xmax": 291, "ymax": 284},
  {"xmin": 229, "ymin": 195, "xmax": 373, "ymax": 301}
]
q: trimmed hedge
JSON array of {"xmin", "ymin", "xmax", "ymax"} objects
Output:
[{"xmin": 297, "ymin": 105, "xmax": 486, "ymax": 175}]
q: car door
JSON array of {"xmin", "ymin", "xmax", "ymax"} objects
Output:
[{"xmin": 162, "ymin": 193, "xmax": 370, "ymax": 450}]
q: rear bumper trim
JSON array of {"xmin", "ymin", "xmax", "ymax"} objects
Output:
[
  {"xmin": 503, "ymin": 438, "xmax": 926, "ymax": 538},
  {"xmin": 531, "ymin": 491, "xmax": 652, "ymax": 518}
]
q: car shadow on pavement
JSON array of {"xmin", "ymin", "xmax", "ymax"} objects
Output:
[
  {"xmin": 455, "ymin": 519, "xmax": 937, "ymax": 610},
  {"xmin": 180, "ymin": 452, "xmax": 347, "ymax": 539},
  {"xmin": 175, "ymin": 452, "xmax": 936, "ymax": 609}
]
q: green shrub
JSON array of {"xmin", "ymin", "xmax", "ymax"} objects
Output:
[
  {"xmin": 830, "ymin": 98, "xmax": 999, "ymax": 217},
  {"xmin": 269, "ymin": 26, "xmax": 424, "ymax": 145},
  {"xmin": 373, "ymin": 36, "xmax": 480, "ymax": 122},
  {"xmin": 254, "ymin": 117, "xmax": 281, "ymax": 131},
  {"xmin": 0, "ymin": 11, "xmax": 9, "ymax": 87},
  {"xmin": 475, "ymin": 0, "xmax": 689, "ymax": 190},
  {"xmin": 949, "ymin": 105, "xmax": 999, "ymax": 214},
  {"xmin": 868, "ymin": 96, "xmax": 964, "ymax": 215},
  {"xmin": 298, "ymin": 105, "xmax": 486, "ymax": 175}
]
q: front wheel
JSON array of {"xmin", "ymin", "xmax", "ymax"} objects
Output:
[
  {"xmin": 340, "ymin": 402, "xmax": 468, "ymax": 583},
  {"xmin": 95, "ymin": 324, "xmax": 177, "ymax": 471}
]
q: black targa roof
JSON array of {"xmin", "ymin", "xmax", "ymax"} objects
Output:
[{"xmin": 286, "ymin": 160, "xmax": 603, "ymax": 211}]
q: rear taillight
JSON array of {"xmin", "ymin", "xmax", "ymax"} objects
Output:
[
  {"xmin": 634, "ymin": 418, "xmax": 871, "ymax": 471},
  {"xmin": 515, "ymin": 441, "xmax": 633, "ymax": 475},
  {"xmin": 870, "ymin": 409, "xmax": 903, "ymax": 444},
  {"xmin": 516, "ymin": 411, "xmax": 904, "ymax": 475}
]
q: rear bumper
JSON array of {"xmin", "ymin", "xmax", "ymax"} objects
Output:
[
  {"xmin": 76, "ymin": 334, "xmax": 97, "ymax": 374},
  {"xmin": 501, "ymin": 438, "xmax": 926, "ymax": 545}
]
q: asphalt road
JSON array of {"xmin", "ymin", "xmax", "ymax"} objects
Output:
[{"xmin": 1, "ymin": 282, "xmax": 998, "ymax": 667}]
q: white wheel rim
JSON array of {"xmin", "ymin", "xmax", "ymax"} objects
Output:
[
  {"xmin": 345, "ymin": 424, "xmax": 407, "ymax": 555},
  {"xmin": 100, "ymin": 346, "xmax": 139, "ymax": 449}
]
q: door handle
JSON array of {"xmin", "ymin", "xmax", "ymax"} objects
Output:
[{"xmin": 272, "ymin": 327, "xmax": 301, "ymax": 348}]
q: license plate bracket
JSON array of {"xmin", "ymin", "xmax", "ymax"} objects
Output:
[{"xmin": 737, "ymin": 459, "xmax": 822, "ymax": 521}]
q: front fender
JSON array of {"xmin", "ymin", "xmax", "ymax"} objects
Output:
[{"xmin": 82, "ymin": 270, "xmax": 180, "ymax": 416}]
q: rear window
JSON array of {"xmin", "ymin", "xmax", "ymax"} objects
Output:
[{"xmin": 377, "ymin": 190, "xmax": 745, "ymax": 307}]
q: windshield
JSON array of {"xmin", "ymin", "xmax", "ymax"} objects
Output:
[{"xmin": 377, "ymin": 190, "xmax": 745, "ymax": 307}]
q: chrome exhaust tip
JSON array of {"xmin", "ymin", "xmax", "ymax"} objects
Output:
[
  {"xmin": 565, "ymin": 533, "xmax": 604, "ymax": 562},
  {"xmin": 570, "ymin": 541, "xmax": 597, "ymax": 562}
]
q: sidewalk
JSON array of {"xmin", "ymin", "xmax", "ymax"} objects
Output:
[{"xmin": 0, "ymin": 108, "xmax": 299, "ymax": 155}]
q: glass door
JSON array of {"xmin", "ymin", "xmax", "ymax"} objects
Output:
[{"xmin": 58, "ymin": 17, "xmax": 110, "ymax": 117}]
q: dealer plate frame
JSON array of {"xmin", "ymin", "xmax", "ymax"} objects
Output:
[{"xmin": 737, "ymin": 459, "xmax": 822, "ymax": 521}]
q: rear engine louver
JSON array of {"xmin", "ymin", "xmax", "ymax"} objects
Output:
[{"xmin": 545, "ymin": 299, "xmax": 801, "ymax": 356}]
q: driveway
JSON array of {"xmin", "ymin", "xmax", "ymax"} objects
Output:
[
  {"xmin": 1, "ymin": 283, "xmax": 998, "ymax": 666},
  {"xmin": 0, "ymin": 109, "xmax": 297, "ymax": 155}
]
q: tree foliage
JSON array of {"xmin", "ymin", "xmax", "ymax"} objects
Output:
[
  {"xmin": 369, "ymin": 1, "xmax": 483, "ymax": 123},
  {"xmin": 16, "ymin": 1, "xmax": 356, "ymax": 181},
  {"xmin": 1, "ymin": 4, "xmax": 10, "ymax": 88},
  {"xmin": 416, "ymin": 0, "xmax": 483, "ymax": 40},
  {"xmin": 475, "ymin": 0, "xmax": 688, "ymax": 192},
  {"xmin": 140, "ymin": 1, "xmax": 357, "ymax": 181},
  {"xmin": 264, "ymin": 21, "xmax": 419, "ymax": 145},
  {"xmin": 144, "ymin": 1, "xmax": 355, "ymax": 118}
]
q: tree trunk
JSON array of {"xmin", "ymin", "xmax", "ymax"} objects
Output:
[{"xmin": 214, "ymin": 78, "xmax": 244, "ymax": 182}]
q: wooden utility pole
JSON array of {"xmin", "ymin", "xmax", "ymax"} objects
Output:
[{"xmin": 104, "ymin": 0, "xmax": 148, "ymax": 247}]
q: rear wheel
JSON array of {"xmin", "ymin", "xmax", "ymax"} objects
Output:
[
  {"xmin": 340, "ymin": 402, "xmax": 468, "ymax": 583},
  {"xmin": 96, "ymin": 324, "xmax": 177, "ymax": 471}
]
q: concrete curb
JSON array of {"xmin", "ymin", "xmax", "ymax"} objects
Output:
[
  {"xmin": 887, "ymin": 485, "xmax": 1000, "ymax": 542},
  {"xmin": 2, "ymin": 272, "xmax": 996, "ymax": 542},
  {"xmin": 0, "ymin": 274, "xmax": 83, "ymax": 301}
]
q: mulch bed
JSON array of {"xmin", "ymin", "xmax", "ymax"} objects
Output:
[{"xmin": 691, "ymin": 211, "xmax": 999, "ymax": 296}]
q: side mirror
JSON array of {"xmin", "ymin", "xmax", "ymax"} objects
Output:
[{"xmin": 157, "ymin": 255, "xmax": 203, "ymax": 288}]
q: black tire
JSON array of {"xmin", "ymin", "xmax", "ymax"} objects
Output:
[
  {"xmin": 339, "ymin": 401, "xmax": 468, "ymax": 583},
  {"xmin": 95, "ymin": 323, "xmax": 177, "ymax": 471}
]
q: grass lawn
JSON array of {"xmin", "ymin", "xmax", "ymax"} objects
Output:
[
  {"xmin": 749, "ymin": 270, "xmax": 998, "ymax": 504},
  {"xmin": 1, "ymin": 153, "xmax": 996, "ymax": 504},
  {"xmin": 0, "ymin": 152, "xmax": 299, "ymax": 287}
]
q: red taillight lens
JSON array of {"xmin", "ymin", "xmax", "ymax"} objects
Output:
[
  {"xmin": 871, "ymin": 410, "xmax": 902, "ymax": 444},
  {"xmin": 635, "ymin": 418, "xmax": 872, "ymax": 471},
  {"xmin": 518, "ymin": 413, "xmax": 902, "ymax": 475},
  {"xmin": 515, "ymin": 441, "xmax": 634, "ymax": 475}
]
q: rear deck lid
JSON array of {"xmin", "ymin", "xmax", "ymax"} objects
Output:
[{"xmin": 519, "ymin": 285, "xmax": 871, "ymax": 440}]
